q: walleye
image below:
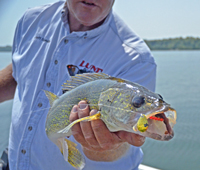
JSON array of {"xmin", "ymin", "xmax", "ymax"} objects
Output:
[{"xmin": 44, "ymin": 73, "xmax": 177, "ymax": 170}]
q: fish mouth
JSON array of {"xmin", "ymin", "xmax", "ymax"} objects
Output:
[{"xmin": 134, "ymin": 106, "xmax": 177, "ymax": 141}]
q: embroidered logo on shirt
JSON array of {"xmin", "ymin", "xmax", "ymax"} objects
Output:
[
  {"xmin": 67, "ymin": 65, "xmax": 91, "ymax": 76},
  {"xmin": 67, "ymin": 61, "xmax": 103, "ymax": 76},
  {"xmin": 35, "ymin": 36, "xmax": 50, "ymax": 43},
  {"xmin": 79, "ymin": 60, "xmax": 103, "ymax": 73}
]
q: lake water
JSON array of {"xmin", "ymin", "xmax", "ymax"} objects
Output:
[{"xmin": 0, "ymin": 51, "xmax": 200, "ymax": 170}]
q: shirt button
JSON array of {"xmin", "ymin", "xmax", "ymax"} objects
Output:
[
  {"xmin": 64, "ymin": 39, "xmax": 68, "ymax": 44},
  {"xmin": 21, "ymin": 149, "xmax": 26, "ymax": 154},
  {"xmin": 28, "ymin": 126, "xmax": 33, "ymax": 131},
  {"xmin": 84, "ymin": 37, "xmax": 87, "ymax": 39},
  {"xmin": 54, "ymin": 60, "xmax": 58, "ymax": 65},
  {"xmin": 47, "ymin": 82, "xmax": 51, "ymax": 87},
  {"xmin": 38, "ymin": 103, "xmax": 43, "ymax": 108}
]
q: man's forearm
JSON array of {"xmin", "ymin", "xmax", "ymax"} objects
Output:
[
  {"xmin": 82, "ymin": 142, "xmax": 130, "ymax": 162},
  {"xmin": 0, "ymin": 63, "xmax": 17, "ymax": 103}
]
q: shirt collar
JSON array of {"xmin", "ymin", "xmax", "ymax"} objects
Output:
[{"xmin": 61, "ymin": 6, "xmax": 113, "ymax": 38}]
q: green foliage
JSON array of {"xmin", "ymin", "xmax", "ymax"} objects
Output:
[
  {"xmin": 145, "ymin": 37, "xmax": 200, "ymax": 50},
  {"xmin": 0, "ymin": 45, "xmax": 12, "ymax": 52}
]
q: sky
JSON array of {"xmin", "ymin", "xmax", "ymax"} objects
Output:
[{"xmin": 0, "ymin": 0, "xmax": 199, "ymax": 46}]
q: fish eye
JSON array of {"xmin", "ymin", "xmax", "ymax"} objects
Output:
[
  {"xmin": 132, "ymin": 96, "xmax": 145, "ymax": 108},
  {"xmin": 158, "ymin": 94, "xmax": 163, "ymax": 100}
]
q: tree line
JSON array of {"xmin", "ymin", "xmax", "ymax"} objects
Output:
[
  {"xmin": 0, "ymin": 45, "xmax": 12, "ymax": 52},
  {"xmin": 144, "ymin": 37, "xmax": 200, "ymax": 50},
  {"xmin": 0, "ymin": 37, "xmax": 200, "ymax": 51}
]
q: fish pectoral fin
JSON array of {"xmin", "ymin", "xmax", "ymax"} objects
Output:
[
  {"xmin": 57, "ymin": 138, "xmax": 85, "ymax": 170},
  {"xmin": 58, "ymin": 112, "xmax": 101, "ymax": 134}
]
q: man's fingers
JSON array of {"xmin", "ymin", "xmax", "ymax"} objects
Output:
[
  {"xmin": 69, "ymin": 104, "xmax": 88, "ymax": 148},
  {"xmin": 116, "ymin": 131, "xmax": 146, "ymax": 147},
  {"xmin": 70, "ymin": 100, "xmax": 145, "ymax": 152},
  {"xmin": 78, "ymin": 102, "xmax": 99, "ymax": 148},
  {"xmin": 69, "ymin": 105, "xmax": 78, "ymax": 123},
  {"xmin": 91, "ymin": 117, "xmax": 122, "ymax": 150}
]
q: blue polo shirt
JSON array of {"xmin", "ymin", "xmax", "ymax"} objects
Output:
[{"xmin": 9, "ymin": 1, "xmax": 156, "ymax": 170}]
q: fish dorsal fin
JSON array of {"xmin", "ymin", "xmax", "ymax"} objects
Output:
[
  {"xmin": 62, "ymin": 73, "xmax": 110, "ymax": 92},
  {"xmin": 44, "ymin": 90, "xmax": 59, "ymax": 107}
]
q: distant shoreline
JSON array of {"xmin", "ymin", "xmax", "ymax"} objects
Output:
[
  {"xmin": 0, "ymin": 46, "xmax": 12, "ymax": 52},
  {"xmin": 144, "ymin": 37, "xmax": 200, "ymax": 51},
  {"xmin": 1, "ymin": 37, "xmax": 200, "ymax": 51}
]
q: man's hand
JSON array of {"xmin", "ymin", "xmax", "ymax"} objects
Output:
[{"xmin": 69, "ymin": 100, "xmax": 145, "ymax": 162}]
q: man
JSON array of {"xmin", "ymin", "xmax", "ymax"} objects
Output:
[{"xmin": 0, "ymin": 0, "xmax": 156, "ymax": 169}]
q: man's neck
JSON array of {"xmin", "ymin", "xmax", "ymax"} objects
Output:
[{"xmin": 68, "ymin": 12, "xmax": 105, "ymax": 33}]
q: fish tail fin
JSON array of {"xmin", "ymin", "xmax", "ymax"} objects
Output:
[
  {"xmin": 57, "ymin": 138, "xmax": 85, "ymax": 170},
  {"xmin": 58, "ymin": 112, "xmax": 101, "ymax": 134}
]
